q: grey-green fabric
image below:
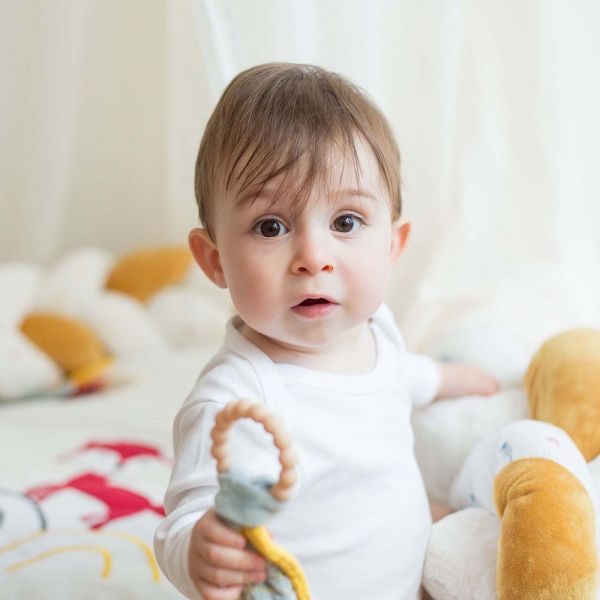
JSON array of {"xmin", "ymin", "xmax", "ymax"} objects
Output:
[{"xmin": 215, "ymin": 468, "xmax": 296, "ymax": 599}]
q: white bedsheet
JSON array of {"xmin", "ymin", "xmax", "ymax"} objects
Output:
[{"xmin": 0, "ymin": 345, "xmax": 217, "ymax": 599}]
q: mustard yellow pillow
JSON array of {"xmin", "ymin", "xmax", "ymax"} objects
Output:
[
  {"xmin": 20, "ymin": 312, "xmax": 109, "ymax": 376},
  {"xmin": 105, "ymin": 246, "xmax": 193, "ymax": 302}
]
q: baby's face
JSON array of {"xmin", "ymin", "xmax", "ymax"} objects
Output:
[{"xmin": 196, "ymin": 137, "xmax": 407, "ymax": 351}]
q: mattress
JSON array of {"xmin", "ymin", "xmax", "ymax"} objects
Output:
[{"xmin": 0, "ymin": 346, "xmax": 217, "ymax": 598}]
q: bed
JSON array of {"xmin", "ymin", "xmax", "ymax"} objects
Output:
[
  {"xmin": 0, "ymin": 346, "xmax": 219, "ymax": 599},
  {"xmin": 3, "ymin": 249, "xmax": 598, "ymax": 599},
  {"xmin": 0, "ymin": 327, "xmax": 533, "ymax": 600}
]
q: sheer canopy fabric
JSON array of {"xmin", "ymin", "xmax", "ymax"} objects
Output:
[{"xmin": 2, "ymin": 0, "xmax": 599, "ymax": 345}]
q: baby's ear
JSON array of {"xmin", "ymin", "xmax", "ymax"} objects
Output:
[
  {"xmin": 188, "ymin": 228, "xmax": 227, "ymax": 288},
  {"xmin": 390, "ymin": 220, "xmax": 411, "ymax": 262}
]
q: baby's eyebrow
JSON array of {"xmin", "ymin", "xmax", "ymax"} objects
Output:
[{"xmin": 235, "ymin": 186, "xmax": 378, "ymax": 209}]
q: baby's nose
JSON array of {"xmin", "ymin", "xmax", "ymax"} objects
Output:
[
  {"xmin": 291, "ymin": 239, "xmax": 334, "ymax": 275},
  {"xmin": 294, "ymin": 263, "xmax": 334, "ymax": 274}
]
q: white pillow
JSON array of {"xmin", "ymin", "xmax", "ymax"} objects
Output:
[
  {"xmin": 35, "ymin": 247, "xmax": 114, "ymax": 318},
  {"xmin": 424, "ymin": 322, "xmax": 529, "ymax": 388},
  {"xmin": 423, "ymin": 507, "xmax": 498, "ymax": 600},
  {"xmin": 412, "ymin": 389, "xmax": 527, "ymax": 503},
  {"xmin": 83, "ymin": 291, "xmax": 166, "ymax": 357},
  {"xmin": 413, "ymin": 318, "xmax": 531, "ymax": 503},
  {"xmin": 0, "ymin": 331, "xmax": 62, "ymax": 400},
  {"xmin": 148, "ymin": 288, "xmax": 232, "ymax": 348}
]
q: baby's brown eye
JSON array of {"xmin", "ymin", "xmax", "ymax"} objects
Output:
[
  {"xmin": 254, "ymin": 219, "xmax": 288, "ymax": 237},
  {"xmin": 332, "ymin": 214, "xmax": 359, "ymax": 233}
]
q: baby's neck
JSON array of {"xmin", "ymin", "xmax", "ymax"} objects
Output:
[{"xmin": 239, "ymin": 321, "xmax": 377, "ymax": 374}]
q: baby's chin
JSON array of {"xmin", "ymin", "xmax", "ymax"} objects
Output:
[{"xmin": 259, "ymin": 322, "xmax": 367, "ymax": 354}]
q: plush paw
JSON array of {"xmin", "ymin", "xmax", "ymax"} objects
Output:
[{"xmin": 494, "ymin": 458, "xmax": 599, "ymax": 599}]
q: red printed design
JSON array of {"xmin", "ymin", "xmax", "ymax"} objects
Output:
[
  {"xmin": 26, "ymin": 473, "xmax": 165, "ymax": 529},
  {"xmin": 62, "ymin": 441, "xmax": 172, "ymax": 465}
]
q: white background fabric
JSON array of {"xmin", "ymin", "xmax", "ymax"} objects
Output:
[{"xmin": 2, "ymin": 0, "xmax": 600, "ymax": 345}]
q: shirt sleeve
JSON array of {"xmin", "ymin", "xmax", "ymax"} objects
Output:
[
  {"xmin": 153, "ymin": 398, "xmax": 221, "ymax": 599},
  {"xmin": 154, "ymin": 355, "xmax": 266, "ymax": 599},
  {"xmin": 403, "ymin": 352, "xmax": 441, "ymax": 408}
]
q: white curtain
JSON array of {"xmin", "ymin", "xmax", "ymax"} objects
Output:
[
  {"xmin": 187, "ymin": 0, "xmax": 600, "ymax": 347},
  {"xmin": 2, "ymin": 1, "xmax": 600, "ymax": 346},
  {"xmin": 0, "ymin": 0, "xmax": 208, "ymax": 264},
  {"xmin": 0, "ymin": 1, "xmax": 88, "ymax": 263}
]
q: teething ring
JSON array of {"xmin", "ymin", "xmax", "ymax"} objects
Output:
[{"xmin": 210, "ymin": 400, "xmax": 298, "ymax": 501}]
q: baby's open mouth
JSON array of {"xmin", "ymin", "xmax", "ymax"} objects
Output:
[
  {"xmin": 298, "ymin": 298, "xmax": 330, "ymax": 306},
  {"xmin": 292, "ymin": 296, "xmax": 338, "ymax": 317}
]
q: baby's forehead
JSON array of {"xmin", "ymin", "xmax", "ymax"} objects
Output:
[{"xmin": 230, "ymin": 140, "xmax": 386, "ymax": 212}]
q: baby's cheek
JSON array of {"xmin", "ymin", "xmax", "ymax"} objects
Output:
[
  {"xmin": 227, "ymin": 263, "xmax": 276, "ymax": 318},
  {"xmin": 349, "ymin": 252, "xmax": 390, "ymax": 305}
]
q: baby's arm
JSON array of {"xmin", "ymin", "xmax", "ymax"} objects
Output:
[
  {"xmin": 403, "ymin": 353, "xmax": 500, "ymax": 408},
  {"xmin": 155, "ymin": 358, "xmax": 271, "ymax": 599},
  {"xmin": 434, "ymin": 362, "xmax": 500, "ymax": 400},
  {"xmin": 155, "ymin": 398, "xmax": 268, "ymax": 599}
]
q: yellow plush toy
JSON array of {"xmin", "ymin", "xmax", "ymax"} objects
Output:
[
  {"xmin": 105, "ymin": 246, "xmax": 193, "ymax": 302},
  {"xmin": 14, "ymin": 246, "xmax": 193, "ymax": 398},
  {"xmin": 493, "ymin": 329, "xmax": 600, "ymax": 599},
  {"xmin": 20, "ymin": 312, "xmax": 113, "ymax": 393},
  {"xmin": 526, "ymin": 329, "xmax": 600, "ymax": 462}
]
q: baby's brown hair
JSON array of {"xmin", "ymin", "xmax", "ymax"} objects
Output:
[{"xmin": 194, "ymin": 63, "xmax": 401, "ymax": 239}]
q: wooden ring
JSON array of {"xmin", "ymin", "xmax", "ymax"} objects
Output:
[{"xmin": 210, "ymin": 400, "xmax": 298, "ymax": 501}]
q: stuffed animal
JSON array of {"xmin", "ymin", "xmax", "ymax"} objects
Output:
[
  {"xmin": 499, "ymin": 328, "xmax": 600, "ymax": 599},
  {"xmin": 20, "ymin": 312, "xmax": 113, "ymax": 394},
  {"xmin": 0, "ymin": 245, "xmax": 231, "ymax": 401},
  {"xmin": 419, "ymin": 328, "xmax": 600, "ymax": 599},
  {"xmin": 526, "ymin": 329, "xmax": 600, "ymax": 462}
]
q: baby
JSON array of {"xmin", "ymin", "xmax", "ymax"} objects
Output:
[{"xmin": 154, "ymin": 63, "xmax": 499, "ymax": 600}]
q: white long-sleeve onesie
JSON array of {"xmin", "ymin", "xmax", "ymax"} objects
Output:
[{"xmin": 154, "ymin": 303, "xmax": 440, "ymax": 600}]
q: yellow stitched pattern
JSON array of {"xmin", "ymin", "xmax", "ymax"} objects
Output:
[
  {"xmin": 241, "ymin": 525, "xmax": 310, "ymax": 600},
  {"xmin": 0, "ymin": 531, "xmax": 40, "ymax": 555},
  {"xmin": 104, "ymin": 531, "xmax": 160, "ymax": 582},
  {"xmin": 7, "ymin": 544, "xmax": 112, "ymax": 578},
  {"xmin": 0, "ymin": 529, "xmax": 160, "ymax": 581}
]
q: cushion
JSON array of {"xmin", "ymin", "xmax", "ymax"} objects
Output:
[
  {"xmin": 35, "ymin": 247, "xmax": 114, "ymax": 318},
  {"xmin": 0, "ymin": 331, "xmax": 62, "ymax": 400},
  {"xmin": 84, "ymin": 292, "xmax": 166, "ymax": 357},
  {"xmin": 20, "ymin": 312, "xmax": 108, "ymax": 374},
  {"xmin": 105, "ymin": 246, "xmax": 192, "ymax": 302}
]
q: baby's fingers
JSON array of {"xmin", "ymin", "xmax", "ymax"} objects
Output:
[
  {"xmin": 197, "ymin": 561, "xmax": 267, "ymax": 587},
  {"xmin": 197, "ymin": 581, "xmax": 243, "ymax": 600},
  {"xmin": 200, "ymin": 542, "xmax": 267, "ymax": 572},
  {"xmin": 198, "ymin": 509, "xmax": 247, "ymax": 549},
  {"xmin": 478, "ymin": 371, "xmax": 501, "ymax": 395}
]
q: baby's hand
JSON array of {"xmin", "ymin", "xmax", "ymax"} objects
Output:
[
  {"xmin": 429, "ymin": 500, "xmax": 455, "ymax": 523},
  {"xmin": 435, "ymin": 362, "xmax": 500, "ymax": 400},
  {"xmin": 188, "ymin": 508, "xmax": 267, "ymax": 599}
]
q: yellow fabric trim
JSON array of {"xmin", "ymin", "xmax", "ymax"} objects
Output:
[{"xmin": 241, "ymin": 525, "xmax": 310, "ymax": 600}]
